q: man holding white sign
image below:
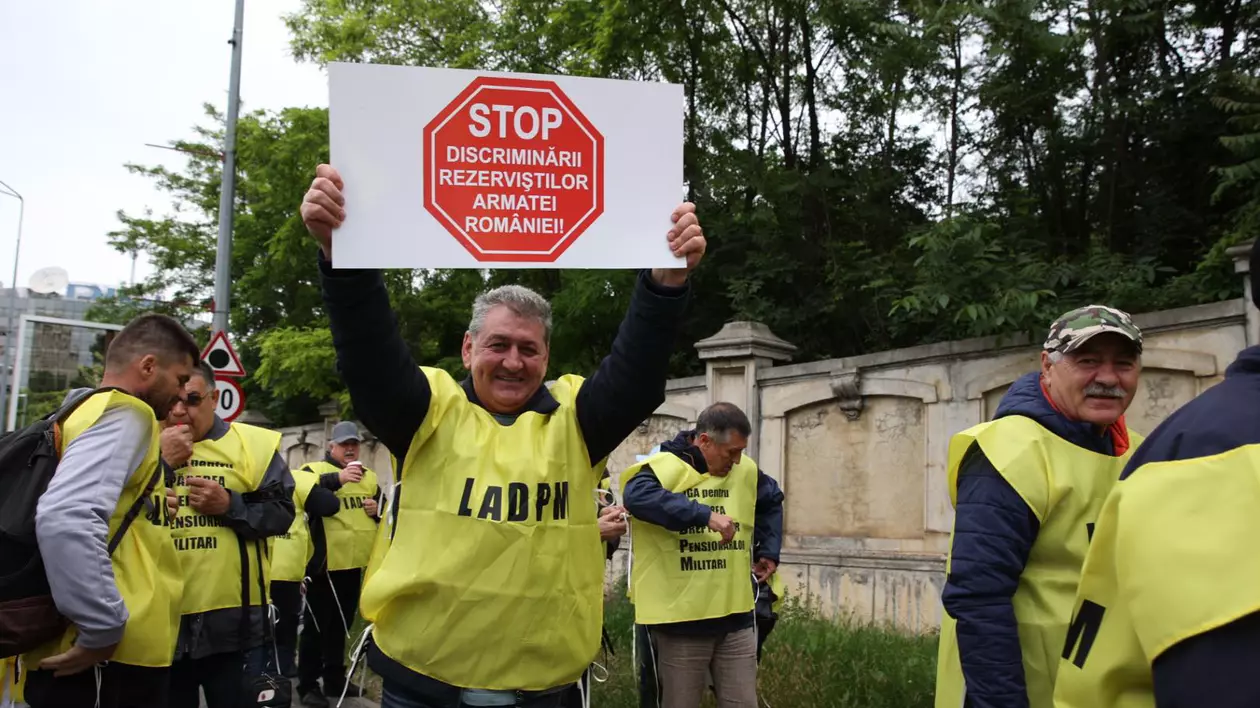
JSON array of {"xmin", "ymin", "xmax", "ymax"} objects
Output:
[{"xmin": 300, "ymin": 157, "xmax": 705, "ymax": 706}]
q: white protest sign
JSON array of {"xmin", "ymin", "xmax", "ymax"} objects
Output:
[{"xmin": 329, "ymin": 63, "xmax": 686, "ymax": 269}]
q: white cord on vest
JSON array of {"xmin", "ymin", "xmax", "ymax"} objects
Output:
[
  {"xmin": 301, "ymin": 576, "xmax": 321, "ymax": 634},
  {"xmin": 647, "ymin": 626, "xmax": 661, "ymax": 704},
  {"xmin": 93, "ymin": 663, "xmax": 103, "ymax": 708},
  {"xmin": 326, "ymin": 571, "xmax": 352, "ymax": 638},
  {"xmin": 752, "ymin": 572, "xmax": 773, "ymax": 708},
  {"xmin": 335, "ymin": 623, "xmax": 374, "ymax": 708},
  {"xmin": 576, "ymin": 667, "xmax": 590, "ymax": 708},
  {"xmin": 268, "ymin": 603, "xmax": 282, "ymax": 672}
]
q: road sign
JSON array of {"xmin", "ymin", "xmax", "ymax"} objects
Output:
[
  {"xmin": 423, "ymin": 76, "xmax": 605, "ymax": 263},
  {"xmin": 202, "ymin": 330, "xmax": 246, "ymax": 377},
  {"xmin": 214, "ymin": 376, "xmax": 245, "ymax": 423}
]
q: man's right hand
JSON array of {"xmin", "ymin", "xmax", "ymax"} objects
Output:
[
  {"xmin": 707, "ymin": 512, "xmax": 736, "ymax": 543},
  {"xmin": 300, "ymin": 164, "xmax": 345, "ymax": 257},
  {"xmin": 340, "ymin": 461, "xmax": 364, "ymax": 485},
  {"xmin": 39, "ymin": 642, "xmax": 117, "ymax": 677},
  {"xmin": 160, "ymin": 424, "xmax": 194, "ymax": 469}
]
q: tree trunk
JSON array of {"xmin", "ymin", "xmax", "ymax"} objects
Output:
[
  {"xmin": 800, "ymin": 2, "xmax": 821, "ymax": 171},
  {"xmin": 946, "ymin": 24, "xmax": 962, "ymax": 215}
]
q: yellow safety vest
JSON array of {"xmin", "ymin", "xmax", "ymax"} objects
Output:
[
  {"xmin": 1053, "ymin": 444, "xmax": 1260, "ymax": 708},
  {"xmin": 362, "ymin": 454, "xmax": 397, "ymax": 589},
  {"xmin": 1, "ymin": 656, "xmax": 23, "ymax": 704},
  {"xmin": 303, "ymin": 459, "xmax": 379, "ymax": 571},
  {"xmin": 170, "ymin": 422, "xmax": 281, "ymax": 614},
  {"xmin": 935, "ymin": 416, "xmax": 1142, "ymax": 708},
  {"xmin": 270, "ymin": 468, "xmax": 321, "ymax": 583},
  {"xmin": 23, "ymin": 390, "xmax": 182, "ymax": 668},
  {"xmin": 620, "ymin": 451, "xmax": 757, "ymax": 624},
  {"xmin": 360, "ymin": 369, "xmax": 602, "ymax": 691}
]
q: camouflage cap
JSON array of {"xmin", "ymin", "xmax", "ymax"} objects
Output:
[{"xmin": 1043, "ymin": 305, "xmax": 1143, "ymax": 355}]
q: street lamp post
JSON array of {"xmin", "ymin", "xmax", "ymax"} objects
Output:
[
  {"xmin": 0, "ymin": 179, "xmax": 24, "ymax": 428},
  {"xmin": 212, "ymin": 0, "xmax": 245, "ymax": 336}
]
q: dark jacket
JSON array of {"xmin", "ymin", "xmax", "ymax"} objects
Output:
[
  {"xmin": 622, "ymin": 430, "xmax": 785, "ymax": 635},
  {"xmin": 941, "ymin": 372, "xmax": 1120, "ymax": 708},
  {"xmin": 164, "ymin": 416, "xmax": 296, "ymax": 661},
  {"xmin": 316, "ymin": 252, "xmax": 690, "ymax": 692},
  {"xmin": 1120, "ymin": 346, "xmax": 1260, "ymax": 708},
  {"xmin": 304, "ymin": 454, "xmax": 385, "ymax": 577},
  {"xmin": 292, "ymin": 464, "xmax": 341, "ymax": 579}
]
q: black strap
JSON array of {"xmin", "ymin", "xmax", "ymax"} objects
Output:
[
  {"xmin": 238, "ymin": 538, "xmax": 255, "ymax": 648},
  {"xmin": 55, "ymin": 387, "xmax": 162, "ymax": 558},
  {"xmin": 107, "ymin": 464, "xmax": 163, "ymax": 555},
  {"xmin": 238, "ymin": 537, "xmax": 277, "ymax": 653},
  {"xmin": 49, "ymin": 386, "xmax": 126, "ymax": 425}
]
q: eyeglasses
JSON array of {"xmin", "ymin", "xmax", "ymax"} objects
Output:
[{"xmin": 182, "ymin": 392, "xmax": 206, "ymax": 407}]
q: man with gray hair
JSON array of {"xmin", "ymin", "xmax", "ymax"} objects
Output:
[
  {"xmin": 935, "ymin": 305, "xmax": 1146, "ymax": 708},
  {"xmin": 620, "ymin": 402, "xmax": 785, "ymax": 708},
  {"xmin": 299, "ymin": 163, "xmax": 707, "ymax": 707}
]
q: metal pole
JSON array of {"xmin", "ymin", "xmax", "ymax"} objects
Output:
[
  {"xmin": 6, "ymin": 315, "xmax": 29, "ymax": 432},
  {"xmin": 0, "ymin": 179, "xmax": 24, "ymax": 428},
  {"xmin": 212, "ymin": 0, "xmax": 245, "ymax": 335}
]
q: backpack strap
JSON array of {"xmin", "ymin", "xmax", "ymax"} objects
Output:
[
  {"xmin": 106, "ymin": 464, "xmax": 163, "ymax": 556},
  {"xmin": 238, "ymin": 537, "xmax": 276, "ymax": 650},
  {"xmin": 49, "ymin": 386, "xmax": 162, "ymax": 557},
  {"xmin": 49, "ymin": 386, "xmax": 128, "ymax": 457},
  {"xmin": 239, "ymin": 536, "xmax": 252, "ymax": 650}
]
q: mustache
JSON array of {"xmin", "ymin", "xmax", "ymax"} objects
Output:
[{"xmin": 1083, "ymin": 383, "xmax": 1126, "ymax": 399}]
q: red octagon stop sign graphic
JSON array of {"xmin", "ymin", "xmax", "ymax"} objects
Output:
[{"xmin": 423, "ymin": 77, "xmax": 605, "ymax": 262}]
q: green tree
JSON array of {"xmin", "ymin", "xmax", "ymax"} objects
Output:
[{"xmin": 106, "ymin": 0, "xmax": 1260, "ymax": 425}]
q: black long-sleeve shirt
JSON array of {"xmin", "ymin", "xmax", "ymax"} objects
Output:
[
  {"xmin": 319, "ymin": 254, "xmax": 692, "ymax": 690},
  {"xmin": 317, "ymin": 253, "xmax": 691, "ymax": 465}
]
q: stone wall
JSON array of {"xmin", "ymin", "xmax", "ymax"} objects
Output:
[{"xmin": 259, "ymin": 243, "xmax": 1257, "ymax": 634}]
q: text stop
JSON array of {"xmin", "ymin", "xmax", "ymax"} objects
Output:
[{"xmin": 424, "ymin": 76, "xmax": 605, "ymax": 262}]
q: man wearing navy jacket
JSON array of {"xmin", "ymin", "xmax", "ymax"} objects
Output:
[
  {"xmin": 935, "ymin": 305, "xmax": 1145, "ymax": 708},
  {"xmin": 623, "ymin": 403, "xmax": 784, "ymax": 708},
  {"xmin": 1054, "ymin": 243, "xmax": 1260, "ymax": 708}
]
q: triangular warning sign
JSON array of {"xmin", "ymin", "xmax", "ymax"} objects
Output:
[{"xmin": 202, "ymin": 331, "xmax": 246, "ymax": 377}]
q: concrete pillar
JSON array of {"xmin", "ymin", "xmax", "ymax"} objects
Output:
[
  {"xmin": 693, "ymin": 321, "xmax": 796, "ymax": 460},
  {"xmin": 235, "ymin": 409, "xmax": 273, "ymax": 427},
  {"xmin": 318, "ymin": 399, "xmax": 340, "ymax": 440},
  {"xmin": 1229, "ymin": 240, "xmax": 1258, "ymax": 347}
]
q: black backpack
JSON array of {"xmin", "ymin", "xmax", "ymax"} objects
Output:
[{"xmin": 0, "ymin": 387, "xmax": 162, "ymax": 656}]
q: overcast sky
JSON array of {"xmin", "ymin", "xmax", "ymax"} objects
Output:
[{"xmin": 0, "ymin": 0, "xmax": 328, "ymax": 292}]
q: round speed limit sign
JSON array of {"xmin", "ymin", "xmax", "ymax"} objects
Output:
[{"xmin": 213, "ymin": 377, "xmax": 245, "ymax": 422}]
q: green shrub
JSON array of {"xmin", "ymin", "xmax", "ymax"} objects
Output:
[{"xmin": 592, "ymin": 586, "xmax": 938, "ymax": 708}]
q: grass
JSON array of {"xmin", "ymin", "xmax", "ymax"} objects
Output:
[
  {"xmin": 591, "ymin": 583, "xmax": 939, "ymax": 708},
  {"xmin": 340, "ymin": 583, "xmax": 939, "ymax": 707}
]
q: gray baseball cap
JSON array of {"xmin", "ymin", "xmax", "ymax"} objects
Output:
[{"xmin": 330, "ymin": 421, "xmax": 362, "ymax": 444}]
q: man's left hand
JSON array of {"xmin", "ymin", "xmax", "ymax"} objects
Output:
[
  {"xmin": 39, "ymin": 642, "xmax": 117, "ymax": 677},
  {"xmin": 364, "ymin": 498, "xmax": 379, "ymax": 518},
  {"xmin": 186, "ymin": 477, "xmax": 230, "ymax": 516},
  {"xmin": 754, "ymin": 557, "xmax": 778, "ymax": 582},
  {"xmin": 598, "ymin": 504, "xmax": 628, "ymax": 542},
  {"xmin": 650, "ymin": 202, "xmax": 706, "ymax": 288}
]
